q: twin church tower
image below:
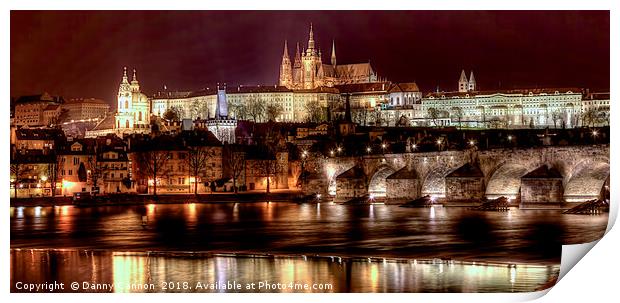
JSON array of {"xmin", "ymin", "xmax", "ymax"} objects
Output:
[{"xmin": 278, "ymin": 24, "xmax": 378, "ymax": 90}]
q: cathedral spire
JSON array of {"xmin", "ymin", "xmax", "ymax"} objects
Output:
[
  {"xmin": 331, "ymin": 40, "xmax": 337, "ymax": 66},
  {"xmin": 307, "ymin": 23, "xmax": 315, "ymax": 51},
  {"xmin": 294, "ymin": 42, "xmax": 301, "ymax": 68},
  {"xmin": 282, "ymin": 40, "xmax": 290, "ymax": 60},
  {"xmin": 468, "ymin": 71, "xmax": 476, "ymax": 91},
  {"xmin": 132, "ymin": 68, "xmax": 138, "ymax": 83},
  {"xmin": 459, "ymin": 69, "xmax": 467, "ymax": 82}
]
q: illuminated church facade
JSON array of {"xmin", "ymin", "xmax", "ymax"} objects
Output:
[
  {"xmin": 279, "ymin": 24, "xmax": 378, "ymax": 89},
  {"xmin": 114, "ymin": 67, "xmax": 150, "ymax": 134}
]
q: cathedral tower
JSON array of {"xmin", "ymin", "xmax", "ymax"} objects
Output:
[
  {"xmin": 302, "ymin": 23, "xmax": 321, "ymax": 89},
  {"xmin": 468, "ymin": 71, "xmax": 476, "ymax": 91},
  {"xmin": 458, "ymin": 70, "xmax": 469, "ymax": 93},
  {"xmin": 278, "ymin": 41, "xmax": 293, "ymax": 88}
]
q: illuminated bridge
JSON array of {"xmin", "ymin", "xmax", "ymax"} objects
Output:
[{"xmin": 303, "ymin": 145, "xmax": 609, "ymax": 205}]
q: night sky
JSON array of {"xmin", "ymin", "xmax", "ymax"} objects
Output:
[{"xmin": 11, "ymin": 11, "xmax": 609, "ymax": 105}]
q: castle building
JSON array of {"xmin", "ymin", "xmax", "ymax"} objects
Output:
[{"xmin": 279, "ymin": 24, "xmax": 378, "ymax": 90}]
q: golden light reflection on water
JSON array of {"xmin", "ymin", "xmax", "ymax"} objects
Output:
[
  {"xmin": 186, "ymin": 203, "xmax": 197, "ymax": 224},
  {"xmin": 11, "ymin": 250, "xmax": 559, "ymax": 293},
  {"xmin": 113, "ymin": 254, "xmax": 148, "ymax": 293}
]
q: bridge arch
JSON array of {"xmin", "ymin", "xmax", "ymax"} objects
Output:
[
  {"xmin": 368, "ymin": 165, "xmax": 397, "ymax": 197},
  {"xmin": 564, "ymin": 159, "xmax": 610, "ymax": 202},
  {"xmin": 485, "ymin": 163, "xmax": 532, "ymax": 199},
  {"xmin": 421, "ymin": 164, "xmax": 459, "ymax": 197}
]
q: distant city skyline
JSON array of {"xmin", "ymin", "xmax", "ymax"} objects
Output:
[{"xmin": 11, "ymin": 11, "xmax": 610, "ymax": 105}]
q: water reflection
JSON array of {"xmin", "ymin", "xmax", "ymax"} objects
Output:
[
  {"xmin": 10, "ymin": 249, "xmax": 558, "ymax": 293},
  {"xmin": 10, "ymin": 203, "xmax": 608, "ymax": 264}
]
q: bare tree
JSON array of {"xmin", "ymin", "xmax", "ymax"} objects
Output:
[
  {"xmin": 225, "ymin": 146, "xmax": 245, "ymax": 193},
  {"xmin": 47, "ymin": 154, "xmax": 62, "ymax": 198},
  {"xmin": 185, "ymin": 146, "xmax": 215, "ymax": 195},
  {"xmin": 87, "ymin": 154, "xmax": 105, "ymax": 194},
  {"xmin": 229, "ymin": 101, "xmax": 248, "ymax": 120},
  {"xmin": 256, "ymin": 157, "xmax": 283, "ymax": 194},
  {"xmin": 163, "ymin": 107, "xmax": 181, "ymax": 121},
  {"xmin": 10, "ymin": 158, "xmax": 30, "ymax": 198},
  {"xmin": 304, "ymin": 100, "xmax": 325, "ymax": 123},
  {"xmin": 551, "ymin": 110, "xmax": 562, "ymax": 129},
  {"xmin": 137, "ymin": 150, "xmax": 171, "ymax": 197},
  {"xmin": 427, "ymin": 107, "xmax": 439, "ymax": 127},
  {"xmin": 451, "ymin": 106, "xmax": 463, "ymax": 129},
  {"xmin": 266, "ymin": 102, "xmax": 284, "ymax": 122},
  {"xmin": 190, "ymin": 100, "xmax": 209, "ymax": 120},
  {"xmin": 246, "ymin": 95, "xmax": 266, "ymax": 123}
]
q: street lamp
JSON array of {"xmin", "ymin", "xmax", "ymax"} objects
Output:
[
  {"xmin": 469, "ymin": 140, "xmax": 475, "ymax": 146},
  {"xmin": 337, "ymin": 146, "xmax": 343, "ymax": 154},
  {"xmin": 330, "ymin": 150, "xmax": 334, "ymax": 156},
  {"xmin": 381, "ymin": 143, "xmax": 387, "ymax": 153},
  {"xmin": 436, "ymin": 139, "xmax": 442, "ymax": 151},
  {"xmin": 411, "ymin": 144, "xmax": 417, "ymax": 151},
  {"xmin": 366, "ymin": 147, "xmax": 372, "ymax": 154}
]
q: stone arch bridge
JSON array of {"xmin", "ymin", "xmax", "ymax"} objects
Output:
[{"xmin": 307, "ymin": 145, "xmax": 609, "ymax": 203}]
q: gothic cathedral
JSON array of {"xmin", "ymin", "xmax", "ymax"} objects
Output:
[{"xmin": 279, "ymin": 24, "xmax": 378, "ymax": 90}]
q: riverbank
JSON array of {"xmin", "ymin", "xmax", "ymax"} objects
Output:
[
  {"xmin": 9, "ymin": 194, "xmax": 581, "ymax": 210},
  {"xmin": 9, "ymin": 190, "xmax": 304, "ymax": 207}
]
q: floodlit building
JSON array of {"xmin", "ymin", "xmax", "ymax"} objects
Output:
[{"xmin": 279, "ymin": 24, "xmax": 378, "ymax": 89}]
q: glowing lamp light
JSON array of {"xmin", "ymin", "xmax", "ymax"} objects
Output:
[
  {"xmin": 316, "ymin": 193, "xmax": 322, "ymax": 199},
  {"xmin": 507, "ymin": 135, "xmax": 513, "ymax": 141},
  {"xmin": 189, "ymin": 177, "xmax": 196, "ymax": 183},
  {"xmin": 469, "ymin": 140, "xmax": 475, "ymax": 146},
  {"xmin": 40, "ymin": 175, "xmax": 48, "ymax": 182},
  {"xmin": 366, "ymin": 147, "xmax": 372, "ymax": 153},
  {"xmin": 436, "ymin": 139, "xmax": 442, "ymax": 145},
  {"xmin": 411, "ymin": 144, "xmax": 417, "ymax": 150},
  {"xmin": 337, "ymin": 147, "xmax": 342, "ymax": 153},
  {"xmin": 592, "ymin": 130, "xmax": 599, "ymax": 137},
  {"xmin": 369, "ymin": 194, "xmax": 375, "ymax": 201},
  {"xmin": 381, "ymin": 143, "xmax": 387, "ymax": 149},
  {"xmin": 330, "ymin": 150, "xmax": 334, "ymax": 156}
]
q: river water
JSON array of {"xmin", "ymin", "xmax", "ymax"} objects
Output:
[{"xmin": 10, "ymin": 202, "xmax": 608, "ymax": 292}]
